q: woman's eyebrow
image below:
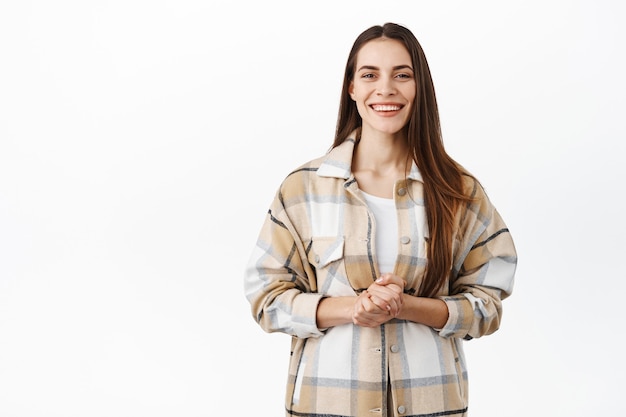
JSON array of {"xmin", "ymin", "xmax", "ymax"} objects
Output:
[{"xmin": 357, "ymin": 64, "xmax": 414, "ymax": 72}]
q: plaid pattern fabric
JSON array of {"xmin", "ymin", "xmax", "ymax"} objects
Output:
[{"xmin": 244, "ymin": 136, "xmax": 517, "ymax": 417}]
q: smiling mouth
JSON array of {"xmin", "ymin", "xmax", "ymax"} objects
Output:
[{"xmin": 370, "ymin": 104, "xmax": 403, "ymax": 112}]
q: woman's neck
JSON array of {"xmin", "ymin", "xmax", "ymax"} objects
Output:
[{"xmin": 352, "ymin": 130, "xmax": 410, "ymax": 198}]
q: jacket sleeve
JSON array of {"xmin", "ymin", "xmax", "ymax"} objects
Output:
[
  {"xmin": 243, "ymin": 189, "xmax": 325, "ymax": 339},
  {"xmin": 438, "ymin": 183, "xmax": 517, "ymax": 340}
]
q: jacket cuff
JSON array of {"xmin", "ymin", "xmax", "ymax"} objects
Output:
[
  {"xmin": 437, "ymin": 295, "xmax": 474, "ymax": 339},
  {"xmin": 289, "ymin": 292, "xmax": 327, "ymax": 338}
]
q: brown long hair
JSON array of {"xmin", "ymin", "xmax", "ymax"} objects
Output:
[{"xmin": 332, "ymin": 22, "xmax": 472, "ymax": 297}]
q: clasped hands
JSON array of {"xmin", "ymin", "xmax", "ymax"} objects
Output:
[{"xmin": 353, "ymin": 273, "xmax": 406, "ymax": 327}]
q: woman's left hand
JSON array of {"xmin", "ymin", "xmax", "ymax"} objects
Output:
[{"xmin": 365, "ymin": 273, "xmax": 406, "ymax": 317}]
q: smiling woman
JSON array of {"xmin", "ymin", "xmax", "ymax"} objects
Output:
[
  {"xmin": 244, "ymin": 22, "xmax": 517, "ymax": 417},
  {"xmin": 349, "ymin": 38, "xmax": 416, "ymax": 140}
]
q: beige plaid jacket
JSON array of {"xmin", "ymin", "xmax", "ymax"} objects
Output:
[{"xmin": 244, "ymin": 136, "xmax": 517, "ymax": 417}]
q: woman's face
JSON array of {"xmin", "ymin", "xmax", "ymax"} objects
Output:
[{"xmin": 349, "ymin": 38, "xmax": 416, "ymax": 137}]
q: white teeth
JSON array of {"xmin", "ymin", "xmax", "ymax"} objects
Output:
[{"xmin": 372, "ymin": 104, "xmax": 401, "ymax": 111}]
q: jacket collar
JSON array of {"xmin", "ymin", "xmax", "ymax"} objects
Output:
[{"xmin": 317, "ymin": 133, "xmax": 424, "ymax": 183}]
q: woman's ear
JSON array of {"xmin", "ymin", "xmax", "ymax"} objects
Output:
[{"xmin": 349, "ymin": 82, "xmax": 355, "ymax": 100}]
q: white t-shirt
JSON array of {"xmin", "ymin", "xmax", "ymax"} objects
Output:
[{"xmin": 361, "ymin": 191, "xmax": 398, "ymax": 274}]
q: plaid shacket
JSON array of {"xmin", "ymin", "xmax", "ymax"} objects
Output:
[{"xmin": 244, "ymin": 136, "xmax": 517, "ymax": 417}]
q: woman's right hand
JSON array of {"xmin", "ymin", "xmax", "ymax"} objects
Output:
[
  {"xmin": 352, "ymin": 290, "xmax": 393, "ymax": 327},
  {"xmin": 365, "ymin": 274, "xmax": 405, "ymax": 314}
]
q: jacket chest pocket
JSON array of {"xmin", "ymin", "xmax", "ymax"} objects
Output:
[{"xmin": 307, "ymin": 236, "xmax": 353, "ymax": 296}]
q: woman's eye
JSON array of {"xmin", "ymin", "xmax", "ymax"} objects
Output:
[
  {"xmin": 361, "ymin": 73, "xmax": 375, "ymax": 79},
  {"xmin": 396, "ymin": 73, "xmax": 412, "ymax": 79}
]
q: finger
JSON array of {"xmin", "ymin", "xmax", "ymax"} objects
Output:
[
  {"xmin": 355, "ymin": 296, "xmax": 387, "ymax": 322},
  {"xmin": 361, "ymin": 294, "xmax": 387, "ymax": 314},
  {"xmin": 367, "ymin": 294, "xmax": 392, "ymax": 314},
  {"xmin": 370, "ymin": 294, "xmax": 400, "ymax": 316},
  {"xmin": 368, "ymin": 286, "xmax": 403, "ymax": 309},
  {"xmin": 354, "ymin": 293, "xmax": 379, "ymax": 317},
  {"xmin": 376, "ymin": 273, "xmax": 407, "ymax": 289},
  {"xmin": 353, "ymin": 300, "xmax": 386, "ymax": 327}
]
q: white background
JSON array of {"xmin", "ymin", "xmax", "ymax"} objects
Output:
[{"xmin": 1, "ymin": 1, "xmax": 624, "ymax": 416}]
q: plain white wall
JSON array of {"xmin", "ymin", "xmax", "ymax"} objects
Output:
[{"xmin": 1, "ymin": 1, "xmax": 624, "ymax": 415}]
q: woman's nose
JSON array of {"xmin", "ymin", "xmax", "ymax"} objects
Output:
[{"xmin": 376, "ymin": 78, "xmax": 396, "ymax": 95}]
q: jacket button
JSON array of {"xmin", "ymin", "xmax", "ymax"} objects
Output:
[
  {"xmin": 397, "ymin": 187, "xmax": 407, "ymax": 196},
  {"xmin": 390, "ymin": 345, "xmax": 399, "ymax": 353},
  {"xmin": 397, "ymin": 405, "xmax": 406, "ymax": 414},
  {"xmin": 400, "ymin": 236, "xmax": 410, "ymax": 244}
]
